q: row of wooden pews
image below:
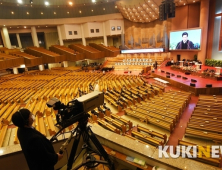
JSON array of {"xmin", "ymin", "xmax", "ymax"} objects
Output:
[
  {"xmin": 68, "ymin": 44, "xmax": 105, "ymax": 59},
  {"xmin": 25, "ymin": 46, "xmax": 66, "ymax": 63},
  {"xmin": 89, "ymin": 107, "xmax": 167, "ymax": 147},
  {"xmin": 124, "ymin": 90, "xmax": 191, "ymax": 133},
  {"xmin": 178, "ymin": 139, "xmax": 222, "ymax": 168},
  {"xmin": 49, "ymin": 45, "xmax": 85, "ymax": 62},
  {"xmin": 89, "ymin": 43, "xmax": 120, "ymax": 57},
  {"xmin": 0, "ymin": 70, "xmax": 105, "ymax": 148},
  {"xmin": 185, "ymin": 95, "xmax": 222, "ymax": 143},
  {"xmin": 0, "ymin": 53, "xmax": 24, "ymax": 69}
]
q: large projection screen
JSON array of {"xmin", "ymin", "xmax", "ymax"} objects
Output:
[{"xmin": 169, "ymin": 28, "xmax": 202, "ymax": 51}]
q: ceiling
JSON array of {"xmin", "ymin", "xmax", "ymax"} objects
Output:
[
  {"xmin": 0, "ymin": 0, "xmax": 117, "ymax": 6},
  {"xmin": 116, "ymin": 0, "xmax": 200, "ymax": 23}
]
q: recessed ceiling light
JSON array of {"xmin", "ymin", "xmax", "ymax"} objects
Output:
[
  {"xmin": 46, "ymin": 26, "xmax": 48, "ymax": 27},
  {"xmin": 184, "ymin": 3, "xmax": 186, "ymax": 5},
  {"xmin": 193, "ymin": 0, "xmax": 195, "ymax": 2},
  {"xmin": 41, "ymin": 12, "xmax": 43, "ymax": 15},
  {"xmin": 92, "ymin": 0, "xmax": 96, "ymax": 2},
  {"xmin": 79, "ymin": 11, "xmax": 81, "ymax": 13},
  {"xmin": 24, "ymin": 26, "xmax": 26, "ymax": 28},
  {"xmin": 27, "ymin": 12, "xmax": 29, "ymax": 15},
  {"xmin": 11, "ymin": 12, "xmax": 14, "ymax": 14},
  {"xmin": 54, "ymin": 12, "xmax": 56, "ymax": 14},
  {"xmin": 38, "ymin": 26, "xmax": 40, "ymax": 27},
  {"xmin": 103, "ymin": 8, "xmax": 105, "ymax": 10},
  {"xmin": 10, "ymin": 27, "xmax": 11, "ymax": 28},
  {"xmin": 17, "ymin": 27, "xmax": 19, "ymax": 28},
  {"xmin": 67, "ymin": 12, "xmax": 69, "ymax": 14},
  {"xmin": 115, "ymin": 6, "xmax": 117, "ymax": 8},
  {"xmin": 3, "ymin": 25, "xmax": 5, "ymax": 26},
  {"xmin": 17, "ymin": 0, "xmax": 22, "ymax": 4},
  {"xmin": 45, "ymin": 1, "xmax": 49, "ymax": 6},
  {"xmin": 69, "ymin": 2, "xmax": 73, "ymax": 5},
  {"xmin": 91, "ymin": 9, "xmax": 93, "ymax": 12}
]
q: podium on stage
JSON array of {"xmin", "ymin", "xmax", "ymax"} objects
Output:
[{"xmin": 179, "ymin": 61, "xmax": 184, "ymax": 67}]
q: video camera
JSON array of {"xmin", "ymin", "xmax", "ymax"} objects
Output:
[{"xmin": 46, "ymin": 91, "xmax": 104, "ymax": 129}]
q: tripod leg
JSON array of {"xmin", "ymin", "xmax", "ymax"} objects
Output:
[
  {"xmin": 67, "ymin": 130, "xmax": 82, "ymax": 170},
  {"xmin": 86, "ymin": 127, "xmax": 115, "ymax": 170}
]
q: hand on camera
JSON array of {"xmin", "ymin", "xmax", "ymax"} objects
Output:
[{"xmin": 57, "ymin": 153, "xmax": 63, "ymax": 161}]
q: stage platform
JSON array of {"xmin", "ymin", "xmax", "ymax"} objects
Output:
[{"xmin": 152, "ymin": 65, "xmax": 222, "ymax": 95}]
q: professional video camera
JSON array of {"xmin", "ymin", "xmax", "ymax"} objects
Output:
[
  {"xmin": 46, "ymin": 91, "xmax": 104, "ymax": 129},
  {"xmin": 47, "ymin": 91, "xmax": 114, "ymax": 170}
]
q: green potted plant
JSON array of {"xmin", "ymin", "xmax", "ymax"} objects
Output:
[{"xmin": 194, "ymin": 54, "xmax": 197, "ymax": 61}]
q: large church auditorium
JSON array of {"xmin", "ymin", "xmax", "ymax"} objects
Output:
[{"xmin": 0, "ymin": 0, "xmax": 222, "ymax": 170}]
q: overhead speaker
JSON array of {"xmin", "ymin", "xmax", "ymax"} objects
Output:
[
  {"xmin": 191, "ymin": 79, "xmax": 197, "ymax": 83},
  {"xmin": 171, "ymin": 73, "xmax": 175, "ymax": 76},
  {"xmin": 190, "ymin": 83, "xmax": 196, "ymax": 87},
  {"xmin": 166, "ymin": 75, "xmax": 170, "ymax": 78},
  {"xmin": 168, "ymin": 2, "xmax": 175, "ymax": 18},
  {"xmin": 182, "ymin": 77, "xmax": 188, "ymax": 80},
  {"xmin": 159, "ymin": 4, "xmax": 167, "ymax": 21},
  {"xmin": 177, "ymin": 75, "xmax": 181, "ymax": 78},
  {"xmin": 206, "ymin": 84, "xmax": 212, "ymax": 88}
]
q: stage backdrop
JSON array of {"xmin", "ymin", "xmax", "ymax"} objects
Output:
[{"xmin": 124, "ymin": 3, "xmax": 200, "ymax": 61}]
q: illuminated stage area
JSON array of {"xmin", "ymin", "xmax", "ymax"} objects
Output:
[{"xmin": 152, "ymin": 65, "xmax": 222, "ymax": 95}]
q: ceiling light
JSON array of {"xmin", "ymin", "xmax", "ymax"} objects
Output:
[
  {"xmin": 17, "ymin": 27, "xmax": 19, "ymax": 28},
  {"xmin": 103, "ymin": 8, "xmax": 105, "ymax": 10},
  {"xmin": 54, "ymin": 12, "xmax": 56, "ymax": 14},
  {"xmin": 38, "ymin": 26, "xmax": 40, "ymax": 27},
  {"xmin": 17, "ymin": 0, "xmax": 22, "ymax": 4},
  {"xmin": 92, "ymin": 0, "xmax": 96, "ymax": 2},
  {"xmin": 45, "ymin": 1, "xmax": 49, "ymax": 6},
  {"xmin": 30, "ymin": 0, "xmax": 33, "ymax": 4},
  {"xmin": 3, "ymin": 25, "xmax": 5, "ymax": 26},
  {"xmin": 91, "ymin": 9, "xmax": 93, "ymax": 12},
  {"xmin": 11, "ymin": 12, "xmax": 14, "ymax": 14},
  {"xmin": 184, "ymin": 3, "xmax": 186, "ymax": 5},
  {"xmin": 27, "ymin": 12, "xmax": 29, "ymax": 15},
  {"xmin": 193, "ymin": 0, "xmax": 195, "ymax": 2},
  {"xmin": 115, "ymin": 6, "xmax": 117, "ymax": 8},
  {"xmin": 46, "ymin": 26, "xmax": 47, "ymax": 27},
  {"xmin": 69, "ymin": 2, "xmax": 73, "ymax": 5},
  {"xmin": 24, "ymin": 26, "xmax": 26, "ymax": 28},
  {"xmin": 41, "ymin": 12, "xmax": 43, "ymax": 14},
  {"xmin": 67, "ymin": 12, "xmax": 69, "ymax": 14},
  {"xmin": 79, "ymin": 11, "xmax": 81, "ymax": 13},
  {"xmin": 10, "ymin": 27, "xmax": 11, "ymax": 28}
]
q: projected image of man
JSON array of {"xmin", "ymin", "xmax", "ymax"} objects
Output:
[{"xmin": 176, "ymin": 32, "xmax": 194, "ymax": 49}]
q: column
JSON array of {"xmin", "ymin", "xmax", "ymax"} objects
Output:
[
  {"xmin": 57, "ymin": 25, "xmax": 64, "ymax": 46},
  {"xmin": 63, "ymin": 61, "xmax": 68, "ymax": 67},
  {"xmin": 198, "ymin": 0, "xmax": 210, "ymax": 64},
  {"xmin": 39, "ymin": 65, "xmax": 45, "ymax": 71},
  {"xmin": 103, "ymin": 22, "xmax": 108, "ymax": 46},
  {"xmin": 13, "ymin": 68, "xmax": 18, "ymax": 74},
  {"xmin": 16, "ymin": 33, "xmax": 22, "ymax": 49},
  {"xmin": 1, "ymin": 27, "xmax": 11, "ymax": 49},
  {"xmin": 31, "ymin": 26, "xmax": 39, "ymax": 47},
  {"xmin": 80, "ymin": 24, "xmax": 86, "ymax": 46}
]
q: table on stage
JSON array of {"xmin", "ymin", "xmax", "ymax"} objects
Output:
[{"xmin": 153, "ymin": 77, "xmax": 169, "ymax": 87}]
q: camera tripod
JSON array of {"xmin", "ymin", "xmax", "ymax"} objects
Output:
[{"xmin": 51, "ymin": 113, "xmax": 115, "ymax": 170}]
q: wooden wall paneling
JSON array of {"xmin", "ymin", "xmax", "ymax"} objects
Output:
[
  {"xmin": 188, "ymin": 3, "xmax": 200, "ymax": 28},
  {"xmin": 219, "ymin": 15, "xmax": 222, "ymax": 51},
  {"xmin": 206, "ymin": 0, "xmax": 216, "ymax": 59},
  {"xmin": 171, "ymin": 5, "xmax": 189, "ymax": 30}
]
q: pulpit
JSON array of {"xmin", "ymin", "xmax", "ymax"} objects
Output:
[{"xmin": 179, "ymin": 61, "xmax": 184, "ymax": 67}]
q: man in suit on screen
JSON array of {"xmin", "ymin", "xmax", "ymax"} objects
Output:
[{"xmin": 176, "ymin": 32, "xmax": 194, "ymax": 49}]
